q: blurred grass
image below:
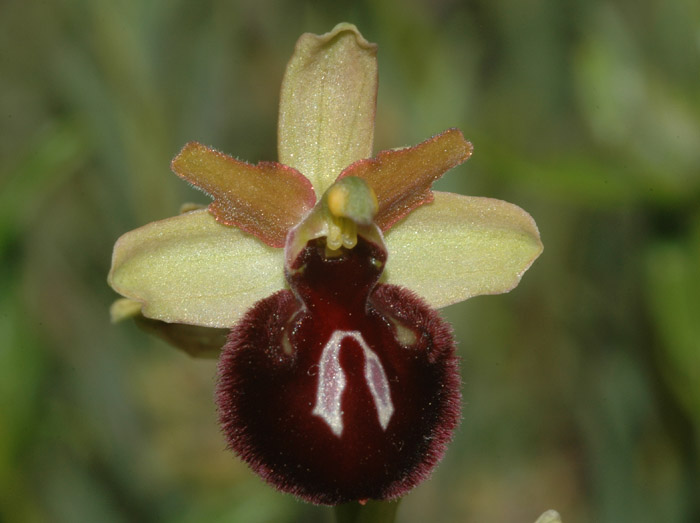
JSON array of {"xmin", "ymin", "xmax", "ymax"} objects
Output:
[{"xmin": 1, "ymin": 0, "xmax": 699, "ymax": 522}]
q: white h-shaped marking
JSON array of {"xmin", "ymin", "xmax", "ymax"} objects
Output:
[{"xmin": 312, "ymin": 330, "xmax": 394, "ymax": 437}]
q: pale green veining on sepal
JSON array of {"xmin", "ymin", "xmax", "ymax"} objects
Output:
[
  {"xmin": 108, "ymin": 209, "xmax": 284, "ymax": 328},
  {"xmin": 383, "ymin": 192, "xmax": 543, "ymax": 308}
]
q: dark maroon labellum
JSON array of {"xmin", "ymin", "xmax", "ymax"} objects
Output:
[{"xmin": 216, "ymin": 236, "xmax": 461, "ymax": 505}]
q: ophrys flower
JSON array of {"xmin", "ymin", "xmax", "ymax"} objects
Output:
[{"xmin": 108, "ymin": 23, "xmax": 542, "ymax": 505}]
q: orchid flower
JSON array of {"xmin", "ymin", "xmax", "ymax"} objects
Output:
[{"xmin": 108, "ymin": 23, "xmax": 542, "ymax": 506}]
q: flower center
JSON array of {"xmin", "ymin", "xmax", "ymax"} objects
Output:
[
  {"xmin": 284, "ymin": 176, "xmax": 382, "ymax": 266},
  {"xmin": 325, "ymin": 177, "xmax": 378, "ymax": 250},
  {"xmin": 216, "ymin": 176, "xmax": 461, "ymax": 505}
]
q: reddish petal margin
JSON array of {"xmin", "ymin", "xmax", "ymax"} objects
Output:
[
  {"xmin": 171, "ymin": 142, "xmax": 317, "ymax": 247},
  {"xmin": 338, "ymin": 129, "xmax": 473, "ymax": 231}
]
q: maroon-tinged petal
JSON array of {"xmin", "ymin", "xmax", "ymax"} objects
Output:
[
  {"xmin": 216, "ymin": 237, "xmax": 460, "ymax": 505},
  {"xmin": 338, "ymin": 129, "xmax": 472, "ymax": 231},
  {"xmin": 171, "ymin": 142, "xmax": 316, "ymax": 247}
]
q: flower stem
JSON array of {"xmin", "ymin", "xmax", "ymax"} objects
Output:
[{"xmin": 333, "ymin": 500, "xmax": 400, "ymax": 523}]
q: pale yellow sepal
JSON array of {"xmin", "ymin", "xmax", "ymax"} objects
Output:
[
  {"xmin": 278, "ymin": 23, "xmax": 377, "ymax": 197},
  {"xmin": 383, "ymin": 192, "xmax": 543, "ymax": 308},
  {"xmin": 110, "ymin": 298, "xmax": 143, "ymax": 323},
  {"xmin": 534, "ymin": 510, "xmax": 562, "ymax": 523},
  {"xmin": 108, "ymin": 209, "xmax": 285, "ymax": 328}
]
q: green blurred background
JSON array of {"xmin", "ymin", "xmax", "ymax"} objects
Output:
[{"xmin": 2, "ymin": 0, "xmax": 699, "ymax": 521}]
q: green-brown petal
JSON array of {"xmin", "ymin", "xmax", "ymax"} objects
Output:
[
  {"xmin": 278, "ymin": 23, "xmax": 378, "ymax": 196},
  {"xmin": 383, "ymin": 192, "xmax": 542, "ymax": 307},
  {"xmin": 339, "ymin": 129, "xmax": 472, "ymax": 231},
  {"xmin": 171, "ymin": 142, "xmax": 316, "ymax": 248}
]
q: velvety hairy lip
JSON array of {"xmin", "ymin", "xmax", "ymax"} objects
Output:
[{"xmin": 217, "ymin": 237, "xmax": 461, "ymax": 505}]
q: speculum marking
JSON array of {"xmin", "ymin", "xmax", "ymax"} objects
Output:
[{"xmin": 312, "ymin": 330, "xmax": 394, "ymax": 437}]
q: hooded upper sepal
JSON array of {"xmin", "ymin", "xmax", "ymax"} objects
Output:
[{"xmin": 278, "ymin": 23, "xmax": 378, "ymax": 196}]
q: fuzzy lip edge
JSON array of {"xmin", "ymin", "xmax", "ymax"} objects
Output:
[{"xmin": 215, "ymin": 241, "xmax": 462, "ymax": 504}]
